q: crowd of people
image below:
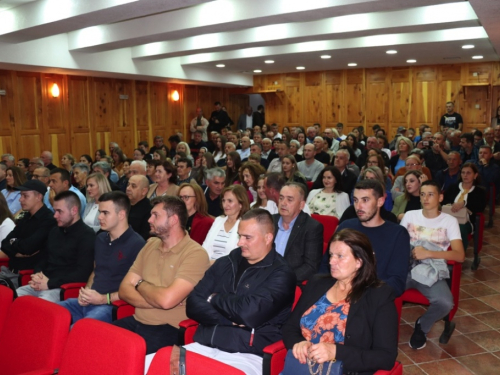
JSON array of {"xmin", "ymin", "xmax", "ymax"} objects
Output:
[{"xmin": 0, "ymin": 100, "xmax": 494, "ymax": 374}]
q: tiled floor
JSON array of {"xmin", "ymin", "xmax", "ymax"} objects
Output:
[{"xmin": 399, "ymin": 211, "xmax": 500, "ymax": 374}]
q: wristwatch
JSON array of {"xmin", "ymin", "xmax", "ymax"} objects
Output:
[{"xmin": 135, "ymin": 279, "xmax": 144, "ymax": 290}]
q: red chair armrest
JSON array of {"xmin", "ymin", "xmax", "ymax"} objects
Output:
[
  {"xmin": 374, "ymin": 361, "xmax": 402, "ymax": 375},
  {"xmin": 19, "ymin": 269, "xmax": 34, "ymax": 286},
  {"xmin": 59, "ymin": 282, "xmax": 86, "ymax": 301},
  {"xmin": 263, "ymin": 340, "xmax": 286, "ymax": 355},
  {"xmin": 111, "ymin": 300, "xmax": 135, "ymax": 321},
  {"xmin": 262, "ymin": 340, "xmax": 287, "ymax": 375},
  {"xmin": 178, "ymin": 318, "xmax": 199, "ymax": 345}
]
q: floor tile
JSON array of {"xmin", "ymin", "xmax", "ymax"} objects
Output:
[
  {"xmin": 459, "ymin": 289, "xmax": 473, "ymax": 301},
  {"xmin": 418, "ymin": 359, "xmax": 474, "ymax": 375},
  {"xmin": 399, "ymin": 341, "xmax": 450, "ymax": 364},
  {"xmin": 460, "ymin": 282, "xmax": 499, "ymax": 297},
  {"xmin": 402, "ymin": 365, "xmax": 426, "ymax": 374},
  {"xmin": 458, "ymin": 299, "xmax": 496, "ymax": 314},
  {"xmin": 477, "ymin": 256, "xmax": 500, "ymax": 267},
  {"xmin": 431, "ymin": 335, "xmax": 486, "ymax": 358},
  {"xmin": 478, "ymin": 294, "xmax": 500, "ymax": 310},
  {"xmin": 465, "ymin": 330, "xmax": 500, "ymax": 352},
  {"xmin": 453, "ymin": 315, "xmax": 491, "ymax": 334},
  {"xmin": 474, "ymin": 311, "xmax": 500, "ymax": 329},
  {"xmin": 483, "ymin": 279, "xmax": 500, "ymax": 292},
  {"xmin": 458, "ymin": 353, "xmax": 500, "ymax": 375},
  {"xmin": 398, "ymin": 323, "xmax": 414, "ymax": 344},
  {"xmin": 401, "ymin": 306, "xmax": 427, "ymax": 324},
  {"xmin": 470, "ymin": 269, "xmax": 500, "ymax": 281},
  {"xmin": 460, "ymin": 274, "xmax": 479, "ymax": 286},
  {"xmin": 396, "ymin": 348, "xmax": 413, "ymax": 366}
]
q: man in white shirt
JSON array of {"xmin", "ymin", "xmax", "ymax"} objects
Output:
[
  {"xmin": 271, "ymin": 123, "xmax": 282, "ymax": 139},
  {"xmin": 237, "ymin": 136, "xmax": 251, "ymax": 160},
  {"xmin": 237, "ymin": 106, "xmax": 254, "ymax": 131},
  {"xmin": 267, "ymin": 141, "xmax": 288, "ymax": 173},
  {"xmin": 297, "ymin": 144, "xmax": 324, "ymax": 182},
  {"xmin": 190, "ymin": 108, "xmax": 210, "ymax": 141}
]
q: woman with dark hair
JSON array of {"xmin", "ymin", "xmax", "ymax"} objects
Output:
[
  {"xmin": 153, "ymin": 149, "xmax": 166, "ymax": 163},
  {"xmin": 442, "ymin": 162, "xmax": 487, "ymax": 250},
  {"xmin": 239, "ymin": 162, "xmax": 265, "ymax": 202},
  {"xmin": 297, "ymin": 132, "xmax": 306, "ymax": 155},
  {"xmin": 94, "ymin": 149, "xmax": 106, "ymax": 162},
  {"xmin": 306, "ymin": 166, "xmax": 349, "ymax": 218},
  {"xmin": 112, "ymin": 147, "xmax": 126, "ymax": 177},
  {"xmin": 346, "ymin": 133, "xmax": 362, "ymax": 158},
  {"xmin": 193, "ymin": 153, "xmax": 215, "ymax": 185},
  {"xmin": 17, "ymin": 158, "xmax": 30, "ymax": 178},
  {"xmin": 281, "ymin": 229, "xmax": 398, "ymax": 374},
  {"xmin": 133, "ymin": 148, "xmax": 145, "ymax": 161},
  {"xmin": 282, "ymin": 155, "xmax": 306, "ymax": 185},
  {"xmin": 1, "ymin": 166, "xmax": 27, "ymax": 215},
  {"xmin": 0, "ymin": 193, "xmax": 15, "ymax": 259},
  {"xmin": 392, "ymin": 170, "xmax": 423, "ymax": 221},
  {"xmin": 117, "ymin": 158, "xmax": 133, "ymax": 192},
  {"xmin": 250, "ymin": 175, "xmax": 274, "ymax": 212},
  {"xmin": 177, "ymin": 183, "xmax": 214, "ymax": 245},
  {"xmin": 147, "ymin": 161, "xmax": 179, "ymax": 199},
  {"xmin": 213, "ymin": 135, "xmax": 227, "ymax": 164},
  {"xmin": 79, "ymin": 154, "xmax": 93, "ymax": 167},
  {"xmin": 225, "ymin": 151, "xmax": 242, "ymax": 187}
]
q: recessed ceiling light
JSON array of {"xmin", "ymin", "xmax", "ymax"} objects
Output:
[
  {"xmin": 472, "ymin": 55, "xmax": 483, "ymax": 59},
  {"xmin": 296, "ymin": 66, "xmax": 305, "ymax": 70},
  {"xmin": 462, "ymin": 45, "xmax": 475, "ymax": 49},
  {"xmin": 320, "ymin": 55, "xmax": 331, "ymax": 59},
  {"xmin": 407, "ymin": 59, "xmax": 417, "ymax": 63},
  {"xmin": 386, "ymin": 50, "xmax": 397, "ymax": 54},
  {"xmin": 347, "ymin": 63, "xmax": 357, "ymax": 67},
  {"xmin": 264, "ymin": 60, "xmax": 274, "ymax": 64},
  {"xmin": 253, "ymin": 69, "xmax": 262, "ymax": 73},
  {"xmin": 216, "ymin": 64, "xmax": 225, "ymax": 68}
]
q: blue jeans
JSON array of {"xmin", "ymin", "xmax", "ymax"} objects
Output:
[{"xmin": 59, "ymin": 298, "xmax": 113, "ymax": 325}]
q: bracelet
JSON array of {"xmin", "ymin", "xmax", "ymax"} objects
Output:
[
  {"xmin": 106, "ymin": 293, "xmax": 111, "ymax": 305},
  {"xmin": 135, "ymin": 279, "xmax": 144, "ymax": 290}
]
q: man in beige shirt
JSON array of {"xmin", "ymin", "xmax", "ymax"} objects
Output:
[{"xmin": 114, "ymin": 196, "xmax": 210, "ymax": 354}]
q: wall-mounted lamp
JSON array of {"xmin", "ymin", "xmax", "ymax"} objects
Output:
[
  {"xmin": 50, "ymin": 83, "xmax": 60, "ymax": 98},
  {"xmin": 172, "ymin": 90, "xmax": 179, "ymax": 101}
]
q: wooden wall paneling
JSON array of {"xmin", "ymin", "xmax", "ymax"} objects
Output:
[
  {"xmin": 150, "ymin": 82, "xmax": 168, "ymax": 141},
  {"xmin": 304, "ymin": 71, "xmax": 323, "ymax": 126},
  {"xmin": 134, "ymin": 81, "xmax": 150, "ymax": 148},
  {"xmin": 115, "ymin": 79, "xmax": 134, "ymax": 156},
  {"xmin": 344, "ymin": 69, "xmax": 365, "ymax": 132},
  {"xmin": 285, "ymin": 73, "xmax": 301, "ymax": 126},
  {"xmin": 184, "ymin": 85, "xmax": 198, "ymax": 134},
  {"xmin": 411, "ymin": 66, "xmax": 437, "ymax": 130},
  {"xmin": 390, "ymin": 68, "xmax": 411, "ymax": 136},
  {"xmin": 68, "ymin": 76, "xmax": 93, "ymax": 156},
  {"xmin": 325, "ymin": 71, "xmax": 343, "ymax": 127},
  {"xmin": 167, "ymin": 83, "xmax": 185, "ymax": 137},
  {"xmin": 0, "ymin": 70, "xmax": 16, "ymax": 155},
  {"xmin": 14, "ymin": 72, "xmax": 44, "ymax": 158},
  {"xmin": 462, "ymin": 62, "xmax": 492, "ymax": 85},
  {"xmin": 365, "ymin": 68, "xmax": 389, "ymax": 135},
  {"xmin": 491, "ymin": 86, "xmax": 500, "ymax": 123},
  {"xmin": 492, "ymin": 63, "xmax": 500, "ymax": 86},
  {"xmin": 437, "ymin": 65, "xmax": 463, "ymax": 128},
  {"xmin": 463, "ymin": 86, "xmax": 490, "ymax": 132},
  {"xmin": 227, "ymin": 94, "xmax": 250, "ymax": 129},
  {"xmin": 197, "ymin": 86, "xmax": 213, "ymax": 126}
]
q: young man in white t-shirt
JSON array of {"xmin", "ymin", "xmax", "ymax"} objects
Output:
[{"xmin": 400, "ymin": 180, "xmax": 464, "ymax": 350}]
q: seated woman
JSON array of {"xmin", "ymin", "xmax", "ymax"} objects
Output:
[
  {"xmin": 224, "ymin": 151, "xmax": 242, "ymax": 187},
  {"xmin": 346, "ymin": 133, "xmax": 362, "ymax": 158},
  {"xmin": 282, "ymin": 154, "xmax": 307, "ymax": 185},
  {"xmin": 146, "ymin": 159, "xmax": 160, "ymax": 183},
  {"xmin": 111, "ymin": 147, "xmax": 126, "ymax": 178},
  {"xmin": 147, "ymin": 161, "xmax": 179, "ymax": 199},
  {"xmin": 307, "ymin": 166, "xmax": 349, "ymax": 218},
  {"xmin": 240, "ymin": 162, "xmax": 265, "ymax": 202},
  {"xmin": 153, "ymin": 149, "xmax": 166, "ymax": 163},
  {"xmin": 391, "ymin": 154, "xmax": 427, "ymax": 200},
  {"xmin": 116, "ymin": 158, "xmax": 133, "ymax": 192},
  {"xmin": 250, "ymin": 176, "xmax": 275, "ymax": 213},
  {"xmin": 392, "ymin": 170, "xmax": 423, "ymax": 222},
  {"xmin": 177, "ymin": 142, "xmax": 194, "ymax": 163},
  {"xmin": 281, "ymin": 229, "xmax": 398, "ymax": 375},
  {"xmin": 72, "ymin": 163, "xmax": 90, "ymax": 195},
  {"xmin": 193, "ymin": 153, "xmax": 215, "ymax": 186},
  {"xmin": 177, "ymin": 183, "xmax": 214, "ymax": 245},
  {"xmin": 363, "ymin": 151, "xmax": 393, "ymax": 190},
  {"xmin": 60, "ymin": 153, "xmax": 76, "ymax": 173},
  {"xmin": 94, "ymin": 149, "xmax": 106, "ymax": 163},
  {"xmin": 1, "ymin": 166, "xmax": 26, "ymax": 215},
  {"xmin": 82, "ymin": 173, "xmax": 112, "ymax": 232},
  {"xmin": 289, "ymin": 140, "xmax": 304, "ymax": 162},
  {"xmin": 79, "ymin": 154, "xmax": 93, "ymax": 169},
  {"xmin": 202, "ymin": 185, "xmax": 249, "ymax": 261},
  {"xmin": 212, "ymin": 135, "xmax": 227, "ymax": 165},
  {"xmin": 442, "ymin": 162, "xmax": 487, "ymax": 251},
  {"xmin": 133, "ymin": 148, "xmax": 145, "ymax": 161},
  {"xmin": 0, "ymin": 193, "xmax": 15, "ymax": 259}
]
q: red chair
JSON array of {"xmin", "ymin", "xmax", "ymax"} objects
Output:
[
  {"xmin": 0, "ymin": 296, "xmax": 71, "ymax": 375},
  {"xmin": 18, "ymin": 269, "xmax": 33, "ymax": 287},
  {"xmin": 400, "ymin": 259, "xmax": 462, "ymax": 344},
  {"xmin": 147, "ymin": 346, "xmax": 245, "ymax": 375},
  {"xmin": 18, "ymin": 270, "xmax": 86, "ymax": 301},
  {"xmin": 50, "ymin": 319, "xmax": 145, "ymax": 375},
  {"xmin": 0, "ymin": 258, "xmax": 8, "ymax": 268},
  {"xmin": 0, "ymin": 285, "xmax": 13, "ymax": 334},
  {"xmin": 306, "ymin": 181, "xmax": 313, "ymax": 191},
  {"xmin": 112, "ymin": 299, "xmax": 136, "ymax": 321},
  {"xmin": 311, "ymin": 214, "xmax": 339, "ymax": 253}
]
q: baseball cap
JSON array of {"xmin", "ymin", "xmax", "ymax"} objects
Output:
[
  {"xmin": 14, "ymin": 180, "xmax": 47, "ymax": 196},
  {"xmin": 397, "ymin": 126, "xmax": 407, "ymax": 133}
]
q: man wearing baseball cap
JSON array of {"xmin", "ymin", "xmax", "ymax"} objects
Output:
[{"xmin": 0, "ymin": 180, "xmax": 57, "ymax": 288}]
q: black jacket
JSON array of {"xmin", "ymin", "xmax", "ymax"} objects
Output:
[
  {"xmin": 273, "ymin": 211, "xmax": 324, "ymax": 283},
  {"xmin": 128, "ymin": 198, "xmax": 152, "ymax": 241},
  {"xmin": 443, "ymin": 183, "xmax": 487, "ymax": 225},
  {"xmin": 186, "ymin": 247, "xmax": 296, "ymax": 355},
  {"xmin": 282, "ymin": 276, "xmax": 398, "ymax": 375}
]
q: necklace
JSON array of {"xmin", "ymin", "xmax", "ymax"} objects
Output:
[{"xmin": 307, "ymin": 358, "xmax": 335, "ymax": 375}]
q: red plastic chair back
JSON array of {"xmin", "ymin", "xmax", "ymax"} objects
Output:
[
  {"xmin": 0, "ymin": 285, "xmax": 13, "ymax": 334},
  {"xmin": 0, "ymin": 296, "xmax": 71, "ymax": 375},
  {"xmin": 311, "ymin": 214, "xmax": 339, "ymax": 245},
  {"xmin": 58, "ymin": 319, "xmax": 145, "ymax": 375},
  {"xmin": 306, "ymin": 181, "xmax": 313, "ymax": 191}
]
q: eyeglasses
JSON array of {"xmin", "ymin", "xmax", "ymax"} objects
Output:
[
  {"xmin": 179, "ymin": 195, "xmax": 195, "ymax": 201},
  {"xmin": 406, "ymin": 163, "xmax": 420, "ymax": 167}
]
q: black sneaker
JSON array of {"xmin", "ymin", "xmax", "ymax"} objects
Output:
[{"xmin": 409, "ymin": 318, "xmax": 427, "ymax": 349}]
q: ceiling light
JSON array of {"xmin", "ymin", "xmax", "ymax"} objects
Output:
[
  {"xmin": 386, "ymin": 50, "xmax": 397, "ymax": 54},
  {"xmin": 347, "ymin": 63, "xmax": 357, "ymax": 67},
  {"xmin": 462, "ymin": 45, "xmax": 474, "ymax": 49},
  {"xmin": 320, "ymin": 55, "xmax": 331, "ymax": 59},
  {"xmin": 216, "ymin": 64, "xmax": 225, "ymax": 68},
  {"xmin": 407, "ymin": 59, "xmax": 417, "ymax": 63},
  {"xmin": 264, "ymin": 60, "xmax": 274, "ymax": 64},
  {"xmin": 472, "ymin": 55, "xmax": 483, "ymax": 59},
  {"xmin": 253, "ymin": 69, "xmax": 262, "ymax": 73},
  {"xmin": 296, "ymin": 66, "xmax": 305, "ymax": 70}
]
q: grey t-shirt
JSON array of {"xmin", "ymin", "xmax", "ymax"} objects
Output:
[{"xmin": 298, "ymin": 160, "xmax": 325, "ymax": 181}]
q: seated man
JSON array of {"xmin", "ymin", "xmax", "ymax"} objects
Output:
[
  {"xmin": 59, "ymin": 192, "xmax": 145, "ymax": 324},
  {"xmin": 185, "ymin": 209, "xmax": 296, "ymax": 373},
  {"xmin": 273, "ymin": 182, "xmax": 323, "ymax": 283},
  {"xmin": 401, "ymin": 180, "xmax": 464, "ymax": 349},
  {"xmin": 44, "ymin": 168, "xmax": 87, "ymax": 216},
  {"xmin": 114, "ymin": 196, "xmax": 210, "ymax": 354},
  {"xmin": 126, "ymin": 175, "xmax": 152, "ymax": 240},
  {"xmin": 16, "ymin": 191, "xmax": 95, "ymax": 302},
  {"xmin": 320, "ymin": 179, "xmax": 410, "ymax": 297},
  {"xmin": 0, "ymin": 180, "xmax": 57, "ymax": 288}
]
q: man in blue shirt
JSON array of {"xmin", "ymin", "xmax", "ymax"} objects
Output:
[{"xmin": 43, "ymin": 168, "xmax": 86, "ymax": 216}]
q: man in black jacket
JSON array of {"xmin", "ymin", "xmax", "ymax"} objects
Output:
[
  {"xmin": 186, "ymin": 209, "xmax": 296, "ymax": 359},
  {"xmin": 126, "ymin": 175, "xmax": 151, "ymax": 241},
  {"xmin": 16, "ymin": 191, "xmax": 95, "ymax": 302}
]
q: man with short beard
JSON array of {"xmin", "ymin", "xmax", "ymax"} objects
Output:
[{"xmin": 319, "ymin": 179, "xmax": 410, "ymax": 297}]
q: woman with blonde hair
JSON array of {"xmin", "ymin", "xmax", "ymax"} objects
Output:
[
  {"xmin": 392, "ymin": 170, "xmax": 423, "ymax": 221},
  {"xmin": 202, "ymin": 185, "xmax": 249, "ymax": 261},
  {"xmin": 282, "ymin": 154, "xmax": 306, "ymax": 185},
  {"xmin": 82, "ymin": 173, "xmax": 112, "ymax": 232},
  {"xmin": 390, "ymin": 136, "xmax": 413, "ymax": 175},
  {"xmin": 61, "ymin": 154, "xmax": 76, "ymax": 172},
  {"xmin": 176, "ymin": 142, "xmax": 194, "ymax": 162},
  {"xmin": 177, "ymin": 183, "xmax": 214, "ymax": 245}
]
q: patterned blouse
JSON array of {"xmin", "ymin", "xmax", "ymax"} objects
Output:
[
  {"xmin": 308, "ymin": 191, "xmax": 340, "ymax": 217},
  {"xmin": 300, "ymin": 293, "xmax": 350, "ymax": 344}
]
